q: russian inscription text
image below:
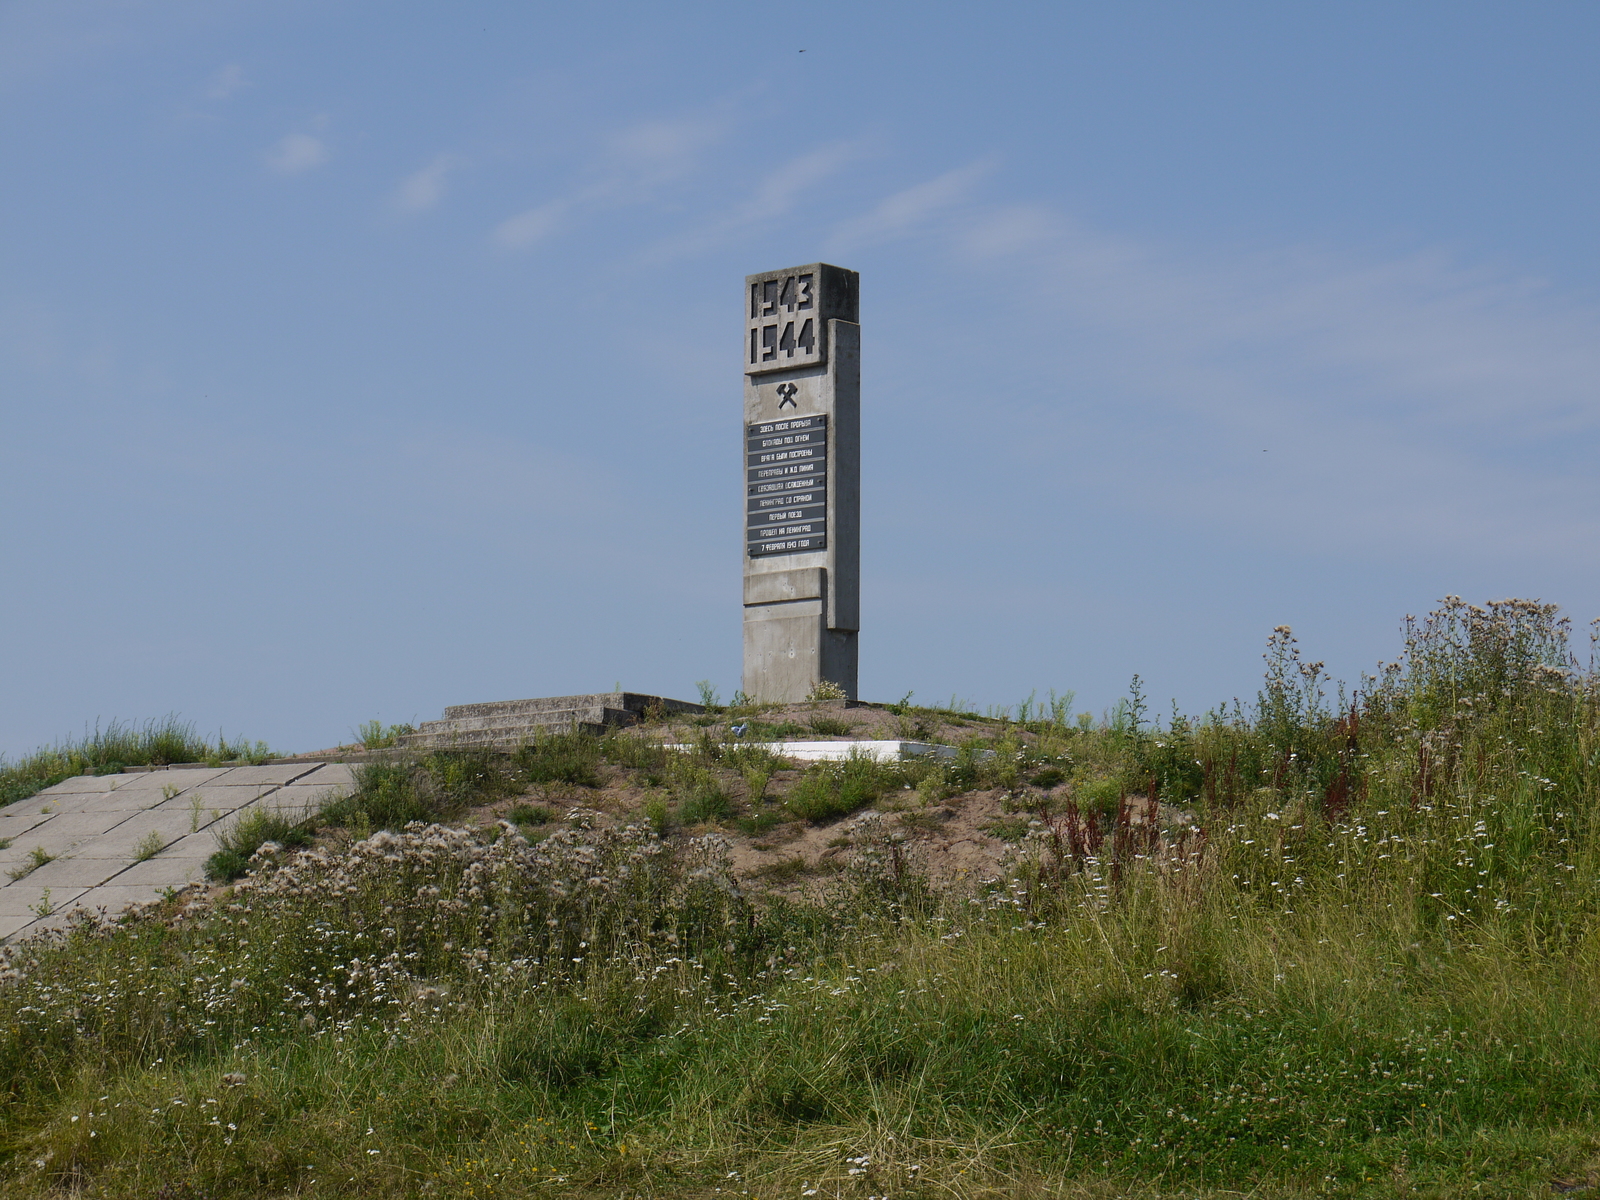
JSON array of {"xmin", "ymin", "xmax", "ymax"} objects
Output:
[{"xmin": 746, "ymin": 414, "xmax": 827, "ymax": 557}]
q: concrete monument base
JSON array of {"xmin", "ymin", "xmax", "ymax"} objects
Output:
[{"xmin": 396, "ymin": 692, "xmax": 705, "ymax": 751}]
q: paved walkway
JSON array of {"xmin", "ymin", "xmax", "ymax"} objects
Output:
[{"xmin": 0, "ymin": 762, "xmax": 353, "ymax": 944}]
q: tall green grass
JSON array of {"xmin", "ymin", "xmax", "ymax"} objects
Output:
[
  {"xmin": 7, "ymin": 827, "xmax": 1598, "ymax": 1198},
  {"xmin": 0, "ymin": 717, "xmax": 271, "ymax": 809},
  {"xmin": 3, "ymin": 598, "xmax": 1600, "ymax": 1198}
]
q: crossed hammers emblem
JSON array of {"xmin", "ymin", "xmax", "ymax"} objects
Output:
[{"xmin": 776, "ymin": 383, "xmax": 799, "ymax": 409}]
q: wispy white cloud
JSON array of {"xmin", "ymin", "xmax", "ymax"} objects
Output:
[
  {"xmin": 494, "ymin": 201, "xmax": 566, "ymax": 249},
  {"xmin": 265, "ymin": 132, "xmax": 329, "ymax": 175},
  {"xmin": 394, "ymin": 154, "xmax": 461, "ymax": 213},
  {"xmin": 957, "ymin": 210, "xmax": 1600, "ymax": 433},
  {"xmin": 491, "ymin": 112, "xmax": 732, "ymax": 252},
  {"xmin": 0, "ymin": 0, "xmax": 209, "ymax": 91},
  {"xmin": 205, "ymin": 63, "xmax": 246, "ymax": 100},
  {"xmin": 924, "ymin": 202, "xmax": 1600, "ymax": 561},
  {"xmin": 743, "ymin": 142, "xmax": 865, "ymax": 216},
  {"xmin": 959, "ymin": 203, "xmax": 1063, "ymax": 259},
  {"xmin": 826, "ymin": 157, "xmax": 996, "ymax": 251},
  {"xmin": 639, "ymin": 139, "xmax": 867, "ymax": 262},
  {"xmin": 605, "ymin": 116, "xmax": 725, "ymax": 179}
]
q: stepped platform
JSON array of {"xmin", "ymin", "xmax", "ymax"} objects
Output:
[{"xmin": 395, "ymin": 692, "xmax": 704, "ymax": 750}]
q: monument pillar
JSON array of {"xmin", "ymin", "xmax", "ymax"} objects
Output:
[{"xmin": 742, "ymin": 263, "xmax": 860, "ymax": 704}]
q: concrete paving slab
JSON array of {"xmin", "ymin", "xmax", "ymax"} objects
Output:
[
  {"xmin": 3, "ymin": 833, "xmax": 92, "ymax": 864},
  {"xmin": 19, "ymin": 856, "xmax": 129, "ymax": 889},
  {"xmin": 5, "ymin": 912, "xmax": 73, "ymax": 941},
  {"xmin": 252, "ymin": 784, "xmax": 345, "ymax": 814},
  {"xmin": 34, "ymin": 774, "xmax": 129, "ymax": 796},
  {"xmin": 0, "ymin": 840, "xmax": 35, "ymax": 868},
  {"xmin": 0, "ymin": 911, "xmax": 39, "ymax": 940},
  {"xmin": 0, "ymin": 837, "xmax": 55, "ymax": 873},
  {"xmin": 1, "ymin": 796, "xmax": 67, "ymax": 820},
  {"xmin": 95, "ymin": 778, "xmax": 224, "ymax": 808},
  {"xmin": 0, "ymin": 859, "xmax": 46, "ymax": 886},
  {"xmin": 3, "ymin": 823, "xmax": 106, "ymax": 860},
  {"xmin": 149, "ymin": 788, "xmax": 268, "ymax": 818},
  {"xmin": 36, "ymin": 788, "xmax": 173, "ymax": 814},
  {"xmin": 0, "ymin": 884, "xmax": 88, "ymax": 917},
  {"xmin": 130, "ymin": 831, "xmax": 220, "ymax": 861},
  {"xmin": 292, "ymin": 763, "xmax": 357, "ymax": 789},
  {"xmin": 112, "ymin": 806, "xmax": 211, "ymax": 836},
  {"xmin": 64, "ymin": 884, "xmax": 170, "ymax": 918},
  {"xmin": 13, "ymin": 809, "xmax": 133, "ymax": 842},
  {"xmin": 0, "ymin": 810, "xmax": 54, "ymax": 838},
  {"xmin": 0, "ymin": 761, "xmax": 334, "ymax": 943},
  {"xmin": 207, "ymin": 764, "xmax": 322, "ymax": 787},
  {"xmin": 103, "ymin": 854, "xmax": 209, "ymax": 887},
  {"xmin": 77, "ymin": 833, "xmax": 178, "ymax": 865},
  {"xmin": 111, "ymin": 767, "xmax": 231, "ymax": 790},
  {"xmin": 77, "ymin": 809, "xmax": 198, "ymax": 859}
]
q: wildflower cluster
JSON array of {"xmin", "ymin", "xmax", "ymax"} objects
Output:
[{"xmin": 0, "ymin": 816, "xmax": 755, "ymax": 1076}]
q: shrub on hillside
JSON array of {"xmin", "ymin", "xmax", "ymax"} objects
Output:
[
  {"xmin": 783, "ymin": 753, "xmax": 890, "ymax": 822},
  {"xmin": 600, "ymin": 730, "xmax": 667, "ymax": 771},
  {"xmin": 319, "ymin": 749, "xmax": 516, "ymax": 835},
  {"xmin": 678, "ymin": 770, "xmax": 731, "ymax": 823},
  {"xmin": 514, "ymin": 729, "xmax": 602, "ymax": 787}
]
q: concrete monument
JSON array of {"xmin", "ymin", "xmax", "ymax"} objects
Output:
[{"xmin": 742, "ymin": 263, "xmax": 860, "ymax": 703}]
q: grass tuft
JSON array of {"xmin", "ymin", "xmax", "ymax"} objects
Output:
[
  {"xmin": 506, "ymin": 802, "xmax": 559, "ymax": 827},
  {"xmin": 783, "ymin": 751, "xmax": 893, "ymax": 822},
  {"xmin": 354, "ymin": 720, "xmax": 415, "ymax": 750},
  {"xmin": 6, "ymin": 846, "xmax": 55, "ymax": 881},
  {"xmin": 806, "ymin": 713, "xmax": 858, "ymax": 736},
  {"xmin": 204, "ymin": 806, "xmax": 314, "ymax": 881}
]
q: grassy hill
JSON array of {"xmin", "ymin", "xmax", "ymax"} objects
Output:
[{"xmin": 2, "ymin": 598, "xmax": 1599, "ymax": 1198}]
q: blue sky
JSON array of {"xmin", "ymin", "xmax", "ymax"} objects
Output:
[{"xmin": 5, "ymin": 1, "xmax": 1600, "ymax": 756}]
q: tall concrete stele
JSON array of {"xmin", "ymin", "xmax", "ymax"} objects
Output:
[{"xmin": 742, "ymin": 263, "xmax": 861, "ymax": 703}]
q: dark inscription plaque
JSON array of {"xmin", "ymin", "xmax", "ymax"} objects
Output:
[{"xmin": 746, "ymin": 414, "xmax": 827, "ymax": 557}]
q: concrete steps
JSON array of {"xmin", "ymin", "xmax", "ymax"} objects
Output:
[{"xmin": 395, "ymin": 692, "xmax": 704, "ymax": 751}]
